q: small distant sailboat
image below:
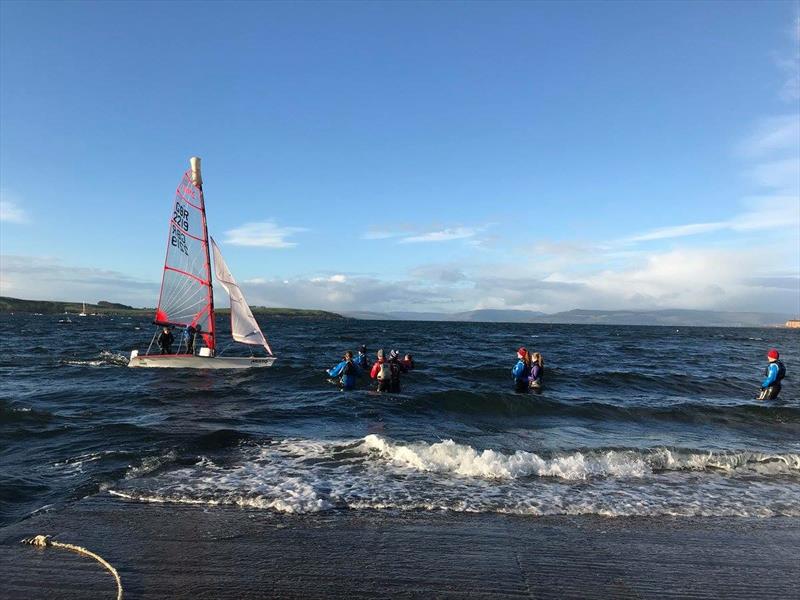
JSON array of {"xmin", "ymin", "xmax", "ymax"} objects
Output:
[
  {"xmin": 78, "ymin": 303, "xmax": 88, "ymax": 317},
  {"xmin": 129, "ymin": 157, "xmax": 275, "ymax": 369}
]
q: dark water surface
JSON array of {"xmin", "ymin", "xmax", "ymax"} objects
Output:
[{"xmin": 1, "ymin": 315, "xmax": 798, "ymax": 526}]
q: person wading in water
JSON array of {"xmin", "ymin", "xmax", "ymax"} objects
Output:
[
  {"xmin": 758, "ymin": 348, "xmax": 786, "ymax": 400},
  {"xmin": 512, "ymin": 347, "xmax": 531, "ymax": 393}
]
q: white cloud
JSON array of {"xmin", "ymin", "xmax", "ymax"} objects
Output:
[
  {"xmin": 738, "ymin": 114, "xmax": 800, "ymax": 157},
  {"xmin": 0, "ymin": 255, "xmax": 158, "ymax": 305},
  {"xmin": 399, "ymin": 226, "xmax": 481, "ymax": 244},
  {"xmin": 627, "ymin": 222, "xmax": 728, "ymax": 243},
  {"xmin": 0, "ymin": 199, "xmax": 28, "ymax": 223},
  {"xmin": 223, "ymin": 221, "xmax": 307, "ymax": 248},
  {"xmin": 625, "ymin": 195, "xmax": 800, "ymax": 244}
]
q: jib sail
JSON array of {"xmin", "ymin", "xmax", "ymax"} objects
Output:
[
  {"xmin": 211, "ymin": 237, "xmax": 273, "ymax": 355},
  {"xmin": 154, "ymin": 157, "xmax": 215, "ymax": 350}
]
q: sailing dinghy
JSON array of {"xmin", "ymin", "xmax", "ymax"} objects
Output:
[{"xmin": 129, "ymin": 157, "xmax": 276, "ymax": 369}]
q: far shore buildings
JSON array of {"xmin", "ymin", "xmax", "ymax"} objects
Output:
[{"xmin": 786, "ymin": 320, "xmax": 800, "ymax": 329}]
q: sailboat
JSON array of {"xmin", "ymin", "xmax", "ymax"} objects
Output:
[
  {"xmin": 129, "ymin": 157, "xmax": 276, "ymax": 369},
  {"xmin": 78, "ymin": 303, "xmax": 88, "ymax": 317}
]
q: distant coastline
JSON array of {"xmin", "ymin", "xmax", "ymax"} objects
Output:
[
  {"xmin": 0, "ymin": 297, "xmax": 345, "ymax": 320},
  {"xmin": 1, "ymin": 296, "xmax": 797, "ymax": 327},
  {"xmin": 342, "ymin": 308, "xmax": 799, "ymax": 328}
]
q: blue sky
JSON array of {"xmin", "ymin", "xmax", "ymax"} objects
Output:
[{"xmin": 1, "ymin": 1, "xmax": 798, "ymax": 314}]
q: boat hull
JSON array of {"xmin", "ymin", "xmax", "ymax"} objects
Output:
[{"xmin": 128, "ymin": 354, "xmax": 275, "ymax": 369}]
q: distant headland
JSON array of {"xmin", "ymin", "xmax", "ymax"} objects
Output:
[{"xmin": 0, "ymin": 297, "xmax": 345, "ymax": 320}]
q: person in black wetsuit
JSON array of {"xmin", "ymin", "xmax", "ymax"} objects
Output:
[
  {"xmin": 185, "ymin": 325, "xmax": 197, "ymax": 354},
  {"xmin": 388, "ymin": 350, "xmax": 403, "ymax": 392},
  {"xmin": 158, "ymin": 326, "xmax": 174, "ymax": 354}
]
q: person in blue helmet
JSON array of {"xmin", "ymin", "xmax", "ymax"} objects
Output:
[
  {"xmin": 512, "ymin": 347, "xmax": 531, "ymax": 393},
  {"xmin": 327, "ymin": 350, "xmax": 361, "ymax": 391},
  {"xmin": 757, "ymin": 348, "xmax": 786, "ymax": 400}
]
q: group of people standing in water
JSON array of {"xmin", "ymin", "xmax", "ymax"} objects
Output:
[
  {"xmin": 327, "ymin": 344, "xmax": 786, "ymax": 400},
  {"xmin": 327, "ymin": 345, "xmax": 415, "ymax": 392},
  {"xmin": 512, "ymin": 347, "xmax": 545, "ymax": 393}
]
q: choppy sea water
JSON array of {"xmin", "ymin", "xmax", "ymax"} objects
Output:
[{"xmin": 1, "ymin": 315, "xmax": 798, "ymax": 526}]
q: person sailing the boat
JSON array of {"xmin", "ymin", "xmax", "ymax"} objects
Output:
[
  {"xmin": 184, "ymin": 325, "xmax": 196, "ymax": 354},
  {"xmin": 158, "ymin": 326, "xmax": 174, "ymax": 355},
  {"xmin": 327, "ymin": 350, "xmax": 361, "ymax": 391}
]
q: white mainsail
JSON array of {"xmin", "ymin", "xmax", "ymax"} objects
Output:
[{"xmin": 211, "ymin": 238, "xmax": 273, "ymax": 355}]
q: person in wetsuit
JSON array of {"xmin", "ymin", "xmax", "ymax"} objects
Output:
[
  {"xmin": 370, "ymin": 349, "xmax": 394, "ymax": 392},
  {"xmin": 388, "ymin": 349, "xmax": 404, "ymax": 392},
  {"xmin": 184, "ymin": 325, "xmax": 197, "ymax": 354},
  {"xmin": 529, "ymin": 352, "xmax": 544, "ymax": 390},
  {"xmin": 758, "ymin": 348, "xmax": 786, "ymax": 400},
  {"xmin": 157, "ymin": 326, "xmax": 174, "ymax": 355},
  {"xmin": 327, "ymin": 350, "xmax": 361, "ymax": 391},
  {"xmin": 512, "ymin": 347, "xmax": 531, "ymax": 393},
  {"xmin": 355, "ymin": 345, "xmax": 371, "ymax": 371},
  {"xmin": 401, "ymin": 353, "xmax": 415, "ymax": 372}
]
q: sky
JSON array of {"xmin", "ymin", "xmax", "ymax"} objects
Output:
[{"xmin": 1, "ymin": 1, "xmax": 798, "ymax": 315}]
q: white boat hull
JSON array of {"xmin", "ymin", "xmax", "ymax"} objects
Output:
[{"xmin": 128, "ymin": 353, "xmax": 276, "ymax": 369}]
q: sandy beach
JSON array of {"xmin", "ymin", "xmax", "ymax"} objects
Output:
[{"xmin": 2, "ymin": 493, "xmax": 798, "ymax": 599}]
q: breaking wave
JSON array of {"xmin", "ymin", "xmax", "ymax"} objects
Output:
[{"xmin": 109, "ymin": 436, "xmax": 800, "ymax": 518}]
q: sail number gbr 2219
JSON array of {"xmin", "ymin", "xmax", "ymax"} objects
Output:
[{"xmin": 171, "ymin": 202, "xmax": 190, "ymax": 256}]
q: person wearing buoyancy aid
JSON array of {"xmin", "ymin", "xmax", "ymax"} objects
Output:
[
  {"xmin": 401, "ymin": 353, "xmax": 415, "ymax": 372},
  {"xmin": 758, "ymin": 348, "xmax": 786, "ymax": 400},
  {"xmin": 355, "ymin": 345, "xmax": 371, "ymax": 371},
  {"xmin": 388, "ymin": 349, "xmax": 403, "ymax": 392},
  {"xmin": 512, "ymin": 347, "xmax": 531, "ymax": 393},
  {"xmin": 529, "ymin": 351, "xmax": 544, "ymax": 390},
  {"xmin": 370, "ymin": 349, "xmax": 394, "ymax": 392},
  {"xmin": 327, "ymin": 350, "xmax": 361, "ymax": 391},
  {"xmin": 157, "ymin": 326, "xmax": 174, "ymax": 355}
]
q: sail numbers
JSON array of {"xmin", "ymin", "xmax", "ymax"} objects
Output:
[{"xmin": 171, "ymin": 201, "xmax": 190, "ymax": 255}]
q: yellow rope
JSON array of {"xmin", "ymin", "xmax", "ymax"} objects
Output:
[{"xmin": 21, "ymin": 534, "xmax": 123, "ymax": 600}]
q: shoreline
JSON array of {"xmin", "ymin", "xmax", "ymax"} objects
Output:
[{"xmin": 2, "ymin": 493, "xmax": 798, "ymax": 599}]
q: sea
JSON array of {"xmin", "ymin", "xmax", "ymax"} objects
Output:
[{"xmin": 1, "ymin": 314, "xmax": 798, "ymax": 528}]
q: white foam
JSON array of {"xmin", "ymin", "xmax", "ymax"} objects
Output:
[
  {"xmin": 362, "ymin": 435, "xmax": 650, "ymax": 480},
  {"xmin": 110, "ymin": 436, "xmax": 800, "ymax": 518}
]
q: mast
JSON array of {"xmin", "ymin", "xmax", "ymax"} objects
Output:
[{"xmin": 190, "ymin": 156, "xmax": 216, "ymax": 352}]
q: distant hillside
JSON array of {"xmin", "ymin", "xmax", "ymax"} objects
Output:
[
  {"xmin": 343, "ymin": 309, "xmax": 547, "ymax": 322},
  {"xmin": 0, "ymin": 297, "xmax": 144, "ymax": 315},
  {"xmin": 0, "ymin": 297, "xmax": 344, "ymax": 320},
  {"xmin": 454, "ymin": 309, "xmax": 548, "ymax": 322},
  {"xmin": 343, "ymin": 307, "xmax": 795, "ymax": 327},
  {"xmin": 537, "ymin": 309, "xmax": 794, "ymax": 327}
]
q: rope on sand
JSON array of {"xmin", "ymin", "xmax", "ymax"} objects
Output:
[{"xmin": 21, "ymin": 534, "xmax": 123, "ymax": 600}]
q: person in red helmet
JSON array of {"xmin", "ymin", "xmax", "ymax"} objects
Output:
[
  {"xmin": 757, "ymin": 348, "xmax": 786, "ymax": 400},
  {"xmin": 511, "ymin": 347, "xmax": 532, "ymax": 393}
]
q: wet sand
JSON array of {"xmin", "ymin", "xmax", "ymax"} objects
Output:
[{"xmin": 2, "ymin": 493, "xmax": 798, "ymax": 599}]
